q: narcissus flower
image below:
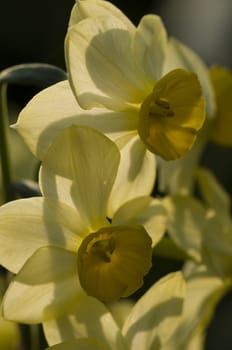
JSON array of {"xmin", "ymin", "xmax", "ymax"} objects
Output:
[
  {"xmin": 0, "ymin": 126, "xmax": 167, "ymax": 324},
  {"xmin": 43, "ymin": 272, "xmax": 185, "ymax": 350},
  {"xmin": 209, "ymin": 66, "xmax": 232, "ymax": 146},
  {"xmin": 15, "ymin": 0, "xmax": 205, "ymax": 165},
  {"xmin": 161, "ymin": 170, "xmax": 232, "ymax": 349}
]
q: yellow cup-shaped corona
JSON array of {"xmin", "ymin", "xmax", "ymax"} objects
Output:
[
  {"xmin": 77, "ymin": 225, "xmax": 152, "ymax": 302},
  {"xmin": 138, "ymin": 69, "xmax": 206, "ymax": 160}
]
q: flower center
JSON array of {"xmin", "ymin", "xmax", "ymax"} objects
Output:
[
  {"xmin": 86, "ymin": 234, "xmax": 115, "ymax": 262},
  {"xmin": 77, "ymin": 225, "xmax": 152, "ymax": 302},
  {"xmin": 138, "ymin": 68, "xmax": 206, "ymax": 160},
  {"xmin": 148, "ymin": 95, "xmax": 175, "ymax": 119}
]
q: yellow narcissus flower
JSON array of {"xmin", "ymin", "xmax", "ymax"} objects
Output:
[
  {"xmin": 43, "ymin": 272, "xmax": 185, "ymax": 350},
  {"xmin": 209, "ymin": 66, "xmax": 232, "ymax": 146},
  {"xmin": 0, "ymin": 126, "xmax": 167, "ymax": 324},
  {"xmin": 15, "ymin": 0, "xmax": 205, "ymax": 169}
]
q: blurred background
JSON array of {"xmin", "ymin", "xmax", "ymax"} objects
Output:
[{"xmin": 0, "ymin": 0, "xmax": 232, "ymax": 349}]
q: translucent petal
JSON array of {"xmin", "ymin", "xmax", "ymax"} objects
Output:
[
  {"xmin": 164, "ymin": 266, "xmax": 230, "ymax": 350},
  {"xmin": 43, "ymin": 294, "xmax": 124, "ymax": 348},
  {"xmin": 163, "ymin": 195, "xmax": 207, "ymax": 261},
  {"xmin": 133, "ymin": 15, "xmax": 167, "ymax": 81},
  {"xmin": 112, "ymin": 197, "xmax": 167, "ymax": 246},
  {"xmin": 3, "ymin": 246, "xmax": 81, "ymax": 323},
  {"xmin": 196, "ymin": 167, "xmax": 231, "ymax": 218},
  {"xmin": 46, "ymin": 338, "xmax": 110, "ymax": 350},
  {"xmin": 14, "ymin": 81, "xmax": 138, "ymax": 160},
  {"xmin": 69, "ymin": 0, "xmax": 134, "ymax": 32},
  {"xmin": 0, "ymin": 197, "xmax": 82, "ymax": 273},
  {"xmin": 163, "ymin": 38, "xmax": 215, "ymax": 117},
  {"xmin": 107, "ymin": 136, "xmax": 156, "ymax": 217},
  {"xmin": 40, "ymin": 126, "xmax": 119, "ymax": 230},
  {"xmin": 66, "ymin": 16, "xmax": 148, "ymax": 110},
  {"xmin": 122, "ymin": 272, "xmax": 185, "ymax": 349}
]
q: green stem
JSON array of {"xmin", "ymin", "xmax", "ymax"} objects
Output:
[{"xmin": 0, "ymin": 83, "xmax": 12, "ymax": 203}]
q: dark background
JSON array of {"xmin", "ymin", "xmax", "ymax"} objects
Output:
[{"xmin": 1, "ymin": 1, "xmax": 232, "ymax": 349}]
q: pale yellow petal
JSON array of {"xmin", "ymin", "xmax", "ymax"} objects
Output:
[
  {"xmin": 0, "ymin": 197, "xmax": 82, "ymax": 273},
  {"xmin": 66, "ymin": 16, "xmax": 148, "ymax": 111},
  {"xmin": 133, "ymin": 14, "xmax": 167, "ymax": 81},
  {"xmin": 14, "ymin": 81, "xmax": 138, "ymax": 160},
  {"xmin": 3, "ymin": 246, "xmax": 81, "ymax": 323},
  {"xmin": 69, "ymin": 0, "xmax": 134, "ymax": 31},
  {"xmin": 163, "ymin": 195, "xmax": 206, "ymax": 261},
  {"xmin": 40, "ymin": 126, "xmax": 120, "ymax": 230},
  {"xmin": 163, "ymin": 38, "xmax": 215, "ymax": 117},
  {"xmin": 122, "ymin": 272, "xmax": 185, "ymax": 349},
  {"xmin": 108, "ymin": 136, "xmax": 156, "ymax": 217},
  {"xmin": 46, "ymin": 339, "xmax": 110, "ymax": 350},
  {"xmin": 112, "ymin": 197, "xmax": 167, "ymax": 246},
  {"xmin": 43, "ymin": 294, "xmax": 124, "ymax": 348}
]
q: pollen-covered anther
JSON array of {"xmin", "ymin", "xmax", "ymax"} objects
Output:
[
  {"xmin": 149, "ymin": 97, "xmax": 175, "ymax": 118},
  {"xmin": 77, "ymin": 225, "xmax": 152, "ymax": 302}
]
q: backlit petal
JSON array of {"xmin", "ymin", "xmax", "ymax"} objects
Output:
[
  {"xmin": 43, "ymin": 294, "xmax": 124, "ymax": 348},
  {"xmin": 163, "ymin": 38, "xmax": 215, "ymax": 117},
  {"xmin": 14, "ymin": 81, "xmax": 138, "ymax": 160},
  {"xmin": 69, "ymin": 0, "xmax": 134, "ymax": 31},
  {"xmin": 133, "ymin": 15, "xmax": 167, "ymax": 81},
  {"xmin": 40, "ymin": 126, "xmax": 120, "ymax": 230},
  {"xmin": 112, "ymin": 196, "xmax": 167, "ymax": 246},
  {"xmin": 122, "ymin": 272, "xmax": 185, "ymax": 349},
  {"xmin": 108, "ymin": 136, "xmax": 156, "ymax": 217},
  {"xmin": 3, "ymin": 246, "xmax": 81, "ymax": 323},
  {"xmin": 0, "ymin": 197, "xmax": 81, "ymax": 273},
  {"xmin": 66, "ymin": 16, "xmax": 148, "ymax": 110}
]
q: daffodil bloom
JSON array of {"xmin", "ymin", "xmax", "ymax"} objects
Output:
[
  {"xmin": 161, "ymin": 170, "xmax": 232, "ymax": 349},
  {"xmin": 0, "ymin": 126, "xmax": 167, "ymax": 323},
  {"xmin": 209, "ymin": 66, "xmax": 232, "ymax": 146},
  {"xmin": 15, "ymin": 0, "xmax": 205, "ymax": 167},
  {"xmin": 43, "ymin": 272, "xmax": 185, "ymax": 350}
]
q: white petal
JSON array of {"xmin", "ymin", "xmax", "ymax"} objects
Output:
[
  {"xmin": 43, "ymin": 295, "xmax": 124, "ymax": 348},
  {"xmin": 40, "ymin": 126, "xmax": 120, "ymax": 230},
  {"xmin": 14, "ymin": 81, "xmax": 138, "ymax": 160},
  {"xmin": 163, "ymin": 38, "xmax": 216, "ymax": 117},
  {"xmin": 132, "ymin": 15, "xmax": 167, "ymax": 81},
  {"xmin": 66, "ymin": 16, "xmax": 149, "ymax": 111},
  {"xmin": 122, "ymin": 272, "xmax": 185, "ymax": 349},
  {"xmin": 69, "ymin": 0, "xmax": 134, "ymax": 31},
  {"xmin": 107, "ymin": 136, "xmax": 156, "ymax": 217},
  {"xmin": 3, "ymin": 246, "xmax": 81, "ymax": 323},
  {"xmin": 163, "ymin": 195, "xmax": 207, "ymax": 261},
  {"xmin": 112, "ymin": 197, "xmax": 167, "ymax": 246},
  {"xmin": 0, "ymin": 197, "xmax": 82, "ymax": 273}
]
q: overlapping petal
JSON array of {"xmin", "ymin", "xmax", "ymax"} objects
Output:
[
  {"xmin": 3, "ymin": 246, "xmax": 81, "ymax": 323},
  {"xmin": 69, "ymin": 0, "xmax": 134, "ymax": 32},
  {"xmin": 112, "ymin": 196, "xmax": 167, "ymax": 246},
  {"xmin": 132, "ymin": 15, "xmax": 167, "ymax": 81},
  {"xmin": 66, "ymin": 16, "xmax": 149, "ymax": 110},
  {"xmin": 163, "ymin": 195, "xmax": 207, "ymax": 261},
  {"xmin": 0, "ymin": 197, "xmax": 81, "ymax": 273},
  {"xmin": 108, "ymin": 136, "xmax": 156, "ymax": 217},
  {"xmin": 122, "ymin": 272, "xmax": 185, "ymax": 349},
  {"xmin": 43, "ymin": 295, "xmax": 125, "ymax": 348},
  {"xmin": 14, "ymin": 80, "xmax": 138, "ymax": 160},
  {"xmin": 40, "ymin": 126, "xmax": 120, "ymax": 230}
]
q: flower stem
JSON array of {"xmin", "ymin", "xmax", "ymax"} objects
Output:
[{"xmin": 0, "ymin": 83, "xmax": 12, "ymax": 203}]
